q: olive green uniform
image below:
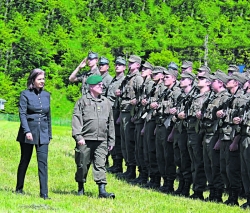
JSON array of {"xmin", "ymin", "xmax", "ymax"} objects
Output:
[
  {"xmin": 72, "ymin": 93, "xmax": 115, "ymax": 184},
  {"xmin": 120, "ymin": 70, "xmax": 143, "ymax": 167},
  {"xmin": 102, "ymin": 72, "xmax": 113, "ymax": 97}
]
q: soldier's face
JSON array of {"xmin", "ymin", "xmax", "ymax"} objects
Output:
[
  {"xmin": 141, "ymin": 67, "xmax": 152, "ymax": 78},
  {"xmin": 226, "ymin": 79, "xmax": 237, "ymax": 89},
  {"xmin": 88, "ymin": 58, "xmax": 98, "ymax": 67},
  {"xmin": 115, "ymin": 64, "xmax": 126, "ymax": 73},
  {"xmin": 197, "ymin": 77, "xmax": 210, "ymax": 88},
  {"xmin": 90, "ymin": 83, "xmax": 103, "ymax": 95},
  {"xmin": 212, "ymin": 80, "xmax": 223, "ymax": 92},
  {"xmin": 152, "ymin": 73, "xmax": 163, "ymax": 82},
  {"xmin": 129, "ymin": 62, "xmax": 140, "ymax": 71},
  {"xmin": 164, "ymin": 75, "xmax": 175, "ymax": 87},
  {"xmin": 180, "ymin": 77, "xmax": 192, "ymax": 88},
  {"xmin": 33, "ymin": 73, "xmax": 45, "ymax": 89},
  {"xmin": 99, "ymin": 64, "xmax": 109, "ymax": 72},
  {"xmin": 181, "ymin": 67, "xmax": 192, "ymax": 74}
]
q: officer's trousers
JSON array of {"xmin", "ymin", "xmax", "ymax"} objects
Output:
[{"xmin": 75, "ymin": 140, "xmax": 108, "ymax": 184}]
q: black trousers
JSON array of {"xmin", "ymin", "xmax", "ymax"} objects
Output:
[{"xmin": 16, "ymin": 142, "xmax": 49, "ymax": 195}]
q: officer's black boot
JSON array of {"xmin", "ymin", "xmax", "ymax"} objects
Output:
[
  {"xmin": 224, "ymin": 188, "xmax": 232, "ymax": 205},
  {"xmin": 174, "ymin": 179, "xmax": 185, "ymax": 195},
  {"xmin": 224, "ymin": 189, "xmax": 239, "ymax": 206},
  {"xmin": 205, "ymin": 188, "xmax": 215, "ymax": 202},
  {"xmin": 125, "ymin": 165, "xmax": 136, "ymax": 181},
  {"xmin": 214, "ymin": 188, "xmax": 223, "ymax": 203},
  {"xmin": 241, "ymin": 194, "xmax": 250, "ymax": 209},
  {"xmin": 110, "ymin": 159, "xmax": 123, "ymax": 174},
  {"xmin": 137, "ymin": 171, "xmax": 148, "ymax": 185},
  {"xmin": 181, "ymin": 181, "xmax": 192, "ymax": 197},
  {"xmin": 190, "ymin": 191, "xmax": 204, "ymax": 200},
  {"xmin": 98, "ymin": 184, "xmax": 115, "ymax": 199},
  {"xmin": 77, "ymin": 182, "xmax": 84, "ymax": 196}
]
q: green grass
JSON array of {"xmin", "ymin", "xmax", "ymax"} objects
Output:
[{"xmin": 0, "ymin": 121, "xmax": 248, "ymax": 213}]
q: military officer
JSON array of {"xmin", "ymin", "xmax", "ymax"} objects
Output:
[{"xmin": 72, "ymin": 75, "xmax": 115, "ymax": 198}]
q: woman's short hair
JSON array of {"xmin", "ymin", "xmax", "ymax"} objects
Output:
[{"xmin": 27, "ymin": 68, "xmax": 45, "ymax": 89}]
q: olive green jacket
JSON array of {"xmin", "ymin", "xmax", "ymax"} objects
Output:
[{"xmin": 72, "ymin": 93, "xmax": 115, "ymax": 146}]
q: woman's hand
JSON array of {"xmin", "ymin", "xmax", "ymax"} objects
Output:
[{"xmin": 26, "ymin": 132, "xmax": 33, "ymax": 141}]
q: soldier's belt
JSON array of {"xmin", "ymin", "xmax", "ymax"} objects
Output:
[{"xmin": 121, "ymin": 97, "xmax": 131, "ymax": 101}]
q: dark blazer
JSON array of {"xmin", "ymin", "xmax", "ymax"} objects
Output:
[{"xmin": 16, "ymin": 89, "xmax": 52, "ymax": 145}]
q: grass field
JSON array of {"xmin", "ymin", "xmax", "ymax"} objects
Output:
[{"xmin": 0, "ymin": 121, "xmax": 248, "ymax": 213}]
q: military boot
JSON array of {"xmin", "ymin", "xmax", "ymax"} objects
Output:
[
  {"xmin": 158, "ymin": 177, "xmax": 168, "ymax": 192},
  {"xmin": 213, "ymin": 188, "xmax": 223, "ymax": 203},
  {"xmin": 190, "ymin": 191, "xmax": 204, "ymax": 200},
  {"xmin": 124, "ymin": 166, "xmax": 136, "ymax": 181},
  {"xmin": 181, "ymin": 181, "xmax": 192, "ymax": 197},
  {"xmin": 224, "ymin": 189, "xmax": 239, "ymax": 206},
  {"xmin": 241, "ymin": 194, "xmax": 250, "ymax": 209},
  {"xmin": 110, "ymin": 159, "xmax": 123, "ymax": 174},
  {"xmin": 174, "ymin": 179, "xmax": 185, "ymax": 196},
  {"xmin": 107, "ymin": 159, "xmax": 117, "ymax": 173},
  {"xmin": 205, "ymin": 188, "xmax": 215, "ymax": 202},
  {"xmin": 116, "ymin": 165, "xmax": 130, "ymax": 179},
  {"xmin": 143, "ymin": 176, "xmax": 155, "ymax": 189},
  {"xmin": 98, "ymin": 184, "xmax": 115, "ymax": 199},
  {"xmin": 151, "ymin": 176, "xmax": 161, "ymax": 190},
  {"xmin": 77, "ymin": 182, "xmax": 84, "ymax": 196}
]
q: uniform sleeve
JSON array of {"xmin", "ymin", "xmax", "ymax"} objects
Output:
[
  {"xmin": 72, "ymin": 99, "xmax": 84, "ymax": 142},
  {"xmin": 47, "ymin": 93, "xmax": 52, "ymax": 139},
  {"xmin": 19, "ymin": 91, "xmax": 30, "ymax": 134},
  {"xmin": 107, "ymin": 100, "xmax": 115, "ymax": 147}
]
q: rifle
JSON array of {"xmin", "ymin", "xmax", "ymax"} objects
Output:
[
  {"xmin": 200, "ymin": 90, "xmax": 214, "ymax": 119},
  {"xmin": 118, "ymin": 68, "xmax": 131, "ymax": 99},
  {"xmin": 140, "ymin": 81, "xmax": 158, "ymax": 119},
  {"xmin": 164, "ymin": 86, "xmax": 198, "ymax": 128},
  {"xmin": 132, "ymin": 77, "xmax": 147, "ymax": 118}
]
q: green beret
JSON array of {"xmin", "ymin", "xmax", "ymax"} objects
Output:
[{"xmin": 86, "ymin": 75, "xmax": 102, "ymax": 85}]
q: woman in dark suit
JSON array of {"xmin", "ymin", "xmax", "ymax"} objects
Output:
[{"xmin": 15, "ymin": 68, "xmax": 52, "ymax": 199}]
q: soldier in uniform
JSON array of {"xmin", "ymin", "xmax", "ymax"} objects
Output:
[
  {"xmin": 215, "ymin": 72, "xmax": 245, "ymax": 206},
  {"xmin": 197, "ymin": 65, "xmax": 211, "ymax": 77},
  {"xmin": 106, "ymin": 57, "xmax": 126, "ymax": 174},
  {"xmin": 69, "ymin": 51, "xmax": 100, "ymax": 94},
  {"xmin": 175, "ymin": 72, "xmax": 196, "ymax": 197},
  {"xmin": 99, "ymin": 56, "xmax": 113, "ymax": 97},
  {"xmin": 130, "ymin": 61, "xmax": 154, "ymax": 185},
  {"xmin": 181, "ymin": 61, "xmax": 193, "ymax": 74},
  {"xmin": 232, "ymin": 74, "xmax": 250, "ymax": 209},
  {"xmin": 72, "ymin": 75, "xmax": 115, "ymax": 198},
  {"xmin": 141, "ymin": 66, "xmax": 166, "ymax": 189},
  {"xmin": 115, "ymin": 55, "xmax": 143, "ymax": 180},
  {"xmin": 227, "ymin": 65, "xmax": 240, "ymax": 76},
  {"xmin": 155, "ymin": 68, "xmax": 181, "ymax": 193}
]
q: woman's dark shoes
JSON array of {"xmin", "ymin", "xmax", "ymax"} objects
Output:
[
  {"xmin": 15, "ymin": 189, "xmax": 24, "ymax": 194},
  {"xmin": 40, "ymin": 194, "xmax": 51, "ymax": 200}
]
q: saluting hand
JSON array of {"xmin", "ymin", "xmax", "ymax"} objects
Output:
[
  {"xmin": 78, "ymin": 58, "xmax": 87, "ymax": 69},
  {"xmin": 77, "ymin": 139, "xmax": 86, "ymax": 145},
  {"xmin": 26, "ymin": 132, "xmax": 33, "ymax": 141}
]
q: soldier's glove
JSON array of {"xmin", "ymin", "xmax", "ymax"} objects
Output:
[
  {"xmin": 229, "ymin": 135, "xmax": 240, "ymax": 151},
  {"xmin": 213, "ymin": 139, "xmax": 221, "ymax": 150}
]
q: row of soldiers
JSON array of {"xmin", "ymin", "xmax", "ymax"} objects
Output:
[{"xmin": 69, "ymin": 51, "xmax": 250, "ymax": 209}]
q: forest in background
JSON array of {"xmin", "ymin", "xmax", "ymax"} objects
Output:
[{"xmin": 0, "ymin": 0, "xmax": 249, "ymax": 118}]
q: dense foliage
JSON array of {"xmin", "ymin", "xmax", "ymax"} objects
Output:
[{"xmin": 0, "ymin": 0, "xmax": 249, "ymax": 117}]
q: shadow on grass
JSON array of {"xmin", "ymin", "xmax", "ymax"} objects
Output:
[{"xmin": 52, "ymin": 189, "xmax": 96, "ymax": 197}]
